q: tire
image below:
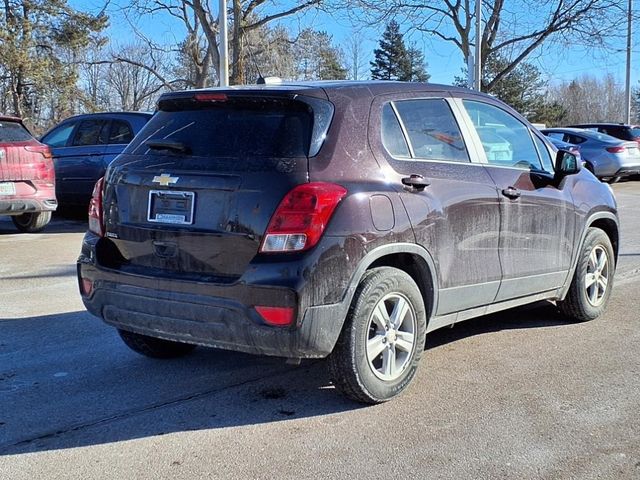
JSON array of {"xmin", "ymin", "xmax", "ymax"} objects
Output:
[
  {"xmin": 558, "ymin": 228, "xmax": 615, "ymax": 322},
  {"xmin": 118, "ymin": 329, "xmax": 197, "ymax": 359},
  {"xmin": 12, "ymin": 211, "xmax": 52, "ymax": 233},
  {"xmin": 328, "ymin": 267, "xmax": 427, "ymax": 404},
  {"xmin": 606, "ymin": 176, "xmax": 621, "ymax": 184}
]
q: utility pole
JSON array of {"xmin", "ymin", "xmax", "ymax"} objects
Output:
[
  {"xmin": 474, "ymin": 0, "xmax": 482, "ymax": 91},
  {"xmin": 625, "ymin": 0, "xmax": 633, "ymax": 124},
  {"xmin": 219, "ymin": 0, "xmax": 229, "ymax": 87}
]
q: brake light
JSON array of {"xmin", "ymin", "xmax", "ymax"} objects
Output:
[
  {"xmin": 88, "ymin": 177, "xmax": 105, "ymax": 237},
  {"xmin": 194, "ymin": 93, "xmax": 228, "ymax": 102},
  {"xmin": 606, "ymin": 146, "xmax": 626, "ymax": 153},
  {"xmin": 255, "ymin": 306, "xmax": 295, "ymax": 327},
  {"xmin": 260, "ymin": 182, "xmax": 347, "ymax": 253}
]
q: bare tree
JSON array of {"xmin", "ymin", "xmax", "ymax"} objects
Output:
[
  {"xmin": 549, "ymin": 74, "xmax": 625, "ymax": 125},
  {"xmin": 128, "ymin": 0, "xmax": 325, "ymax": 86},
  {"xmin": 346, "ymin": 31, "xmax": 369, "ymax": 80},
  {"xmin": 351, "ymin": 0, "xmax": 624, "ymax": 91}
]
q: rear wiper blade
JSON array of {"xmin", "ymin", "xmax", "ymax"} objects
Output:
[{"xmin": 146, "ymin": 140, "xmax": 190, "ymax": 154}]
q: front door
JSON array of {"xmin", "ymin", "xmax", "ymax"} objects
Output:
[
  {"xmin": 371, "ymin": 95, "xmax": 502, "ymax": 315},
  {"xmin": 459, "ymin": 99, "xmax": 576, "ymax": 301}
]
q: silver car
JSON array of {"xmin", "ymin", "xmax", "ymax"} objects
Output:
[{"xmin": 542, "ymin": 127, "xmax": 640, "ymax": 182}]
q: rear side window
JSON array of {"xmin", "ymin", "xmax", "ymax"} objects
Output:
[
  {"xmin": 392, "ymin": 99, "xmax": 469, "ymax": 163},
  {"xmin": 565, "ymin": 134, "xmax": 586, "ymax": 145},
  {"xmin": 108, "ymin": 120, "xmax": 134, "ymax": 144},
  {"xmin": 381, "ymin": 104, "xmax": 410, "ymax": 158},
  {"xmin": 72, "ymin": 120, "xmax": 109, "ymax": 146},
  {"xmin": 128, "ymin": 96, "xmax": 326, "ymax": 158},
  {"xmin": 0, "ymin": 121, "xmax": 33, "ymax": 142}
]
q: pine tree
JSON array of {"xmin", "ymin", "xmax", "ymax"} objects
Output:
[
  {"xmin": 370, "ymin": 21, "xmax": 409, "ymax": 80},
  {"xmin": 401, "ymin": 46, "xmax": 430, "ymax": 82},
  {"xmin": 371, "ymin": 22, "xmax": 429, "ymax": 82}
]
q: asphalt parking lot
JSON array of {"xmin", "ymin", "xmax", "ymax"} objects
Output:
[{"xmin": 0, "ymin": 183, "xmax": 639, "ymax": 479}]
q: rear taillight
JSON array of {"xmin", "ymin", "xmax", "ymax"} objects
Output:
[
  {"xmin": 260, "ymin": 182, "xmax": 347, "ymax": 253},
  {"xmin": 24, "ymin": 145, "xmax": 55, "ymax": 182},
  {"xmin": 88, "ymin": 177, "xmax": 105, "ymax": 237},
  {"xmin": 606, "ymin": 146, "xmax": 626, "ymax": 154},
  {"xmin": 24, "ymin": 145, "xmax": 52, "ymax": 159}
]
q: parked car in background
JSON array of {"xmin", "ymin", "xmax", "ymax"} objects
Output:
[
  {"xmin": 78, "ymin": 81, "xmax": 619, "ymax": 404},
  {"xmin": 41, "ymin": 112, "xmax": 152, "ymax": 208},
  {"xmin": 546, "ymin": 136, "xmax": 582, "ymax": 163},
  {"xmin": 0, "ymin": 115, "xmax": 57, "ymax": 233},
  {"xmin": 568, "ymin": 123, "xmax": 640, "ymax": 145},
  {"xmin": 541, "ymin": 127, "xmax": 640, "ymax": 182}
]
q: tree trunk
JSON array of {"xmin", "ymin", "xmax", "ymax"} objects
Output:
[{"xmin": 230, "ymin": 0, "xmax": 244, "ymax": 85}]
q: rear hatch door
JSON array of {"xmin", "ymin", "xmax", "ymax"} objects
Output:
[{"xmin": 102, "ymin": 90, "xmax": 333, "ymax": 281}]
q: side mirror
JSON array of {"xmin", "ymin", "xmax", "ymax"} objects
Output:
[{"xmin": 555, "ymin": 149, "xmax": 581, "ymax": 177}]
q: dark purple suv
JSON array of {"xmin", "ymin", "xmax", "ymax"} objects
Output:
[{"xmin": 77, "ymin": 82, "xmax": 619, "ymax": 403}]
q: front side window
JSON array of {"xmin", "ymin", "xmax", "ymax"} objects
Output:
[
  {"xmin": 532, "ymin": 134, "xmax": 554, "ymax": 172},
  {"xmin": 463, "ymin": 100, "xmax": 543, "ymax": 171},
  {"xmin": 391, "ymin": 99, "xmax": 469, "ymax": 163},
  {"xmin": 42, "ymin": 123, "xmax": 75, "ymax": 147}
]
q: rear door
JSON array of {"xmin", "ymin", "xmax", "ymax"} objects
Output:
[
  {"xmin": 102, "ymin": 92, "xmax": 331, "ymax": 281},
  {"xmin": 459, "ymin": 99, "xmax": 576, "ymax": 301},
  {"xmin": 371, "ymin": 94, "xmax": 502, "ymax": 315}
]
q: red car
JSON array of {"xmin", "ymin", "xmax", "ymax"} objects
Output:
[{"xmin": 0, "ymin": 115, "xmax": 57, "ymax": 232}]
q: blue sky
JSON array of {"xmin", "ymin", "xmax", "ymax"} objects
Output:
[{"xmin": 72, "ymin": 0, "xmax": 638, "ymax": 88}]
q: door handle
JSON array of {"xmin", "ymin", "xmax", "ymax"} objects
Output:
[
  {"xmin": 501, "ymin": 186, "xmax": 521, "ymax": 199},
  {"xmin": 402, "ymin": 174, "xmax": 430, "ymax": 191}
]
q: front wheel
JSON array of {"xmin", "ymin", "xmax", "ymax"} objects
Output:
[
  {"xmin": 12, "ymin": 211, "xmax": 51, "ymax": 233},
  {"xmin": 328, "ymin": 267, "xmax": 427, "ymax": 404},
  {"xmin": 558, "ymin": 228, "xmax": 615, "ymax": 322}
]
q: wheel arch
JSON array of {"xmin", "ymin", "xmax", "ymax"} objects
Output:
[
  {"xmin": 344, "ymin": 243, "xmax": 439, "ymax": 322},
  {"xmin": 559, "ymin": 211, "xmax": 619, "ymax": 300}
]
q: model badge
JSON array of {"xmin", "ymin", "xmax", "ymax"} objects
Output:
[{"xmin": 152, "ymin": 173, "xmax": 179, "ymax": 186}]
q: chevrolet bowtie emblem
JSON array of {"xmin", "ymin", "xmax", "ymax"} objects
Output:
[{"xmin": 152, "ymin": 173, "xmax": 179, "ymax": 186}]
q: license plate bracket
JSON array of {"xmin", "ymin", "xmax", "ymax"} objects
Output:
[{"xmin": 147, "ymin": 190, "xmax": 195, "ymax": 225}]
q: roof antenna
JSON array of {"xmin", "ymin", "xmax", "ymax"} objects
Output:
[{"xmin": 246, "ymin": 44, "xmax": 264, "ymax": 84}]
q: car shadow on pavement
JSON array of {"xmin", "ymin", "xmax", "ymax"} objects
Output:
[
  {"xmin": 425, "ymin": 300, "xmax": 568, "ymax": 350},
  {"xmin": 0, "ymin": 216, "xmax": 86, "ymax": 235},
  {"xmin": 0, "ymin": 302, "xmax": 568, "ymax": 456}
]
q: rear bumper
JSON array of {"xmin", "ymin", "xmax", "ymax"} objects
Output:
[
  {"xmin": 77, "ymin": 237, "xmax": 348, "ymax": 359},
  {"xmin": 615, "ymin": 165, "xmax": 640, "ymax": 177},
  {"xmin": 0, "ymin": 197, "xmax": 57, "ymax": 215},
  {"xmin": 0, "ymin": 181, "xmax": 57, "ymax": 215}
]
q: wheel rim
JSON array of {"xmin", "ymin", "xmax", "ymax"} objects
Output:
[
  {"xmin": 366, "ymin": 293, "xmax": 417, "ymax": 381},
  {"xmin": 585, "ymin": 245, "xmax": 610, "ymax": 307}
]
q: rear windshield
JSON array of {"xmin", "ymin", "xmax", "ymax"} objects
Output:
[
  {"xmin": 0, "ymin": 121, "xmax": 33, "ymax": 142},
  {"xmin": 126, "ymin": 96, "xmax": 330, "ymax": 158},
  {"xmin": 629, "ymin": 127, "xmax": 640, "ymax": 138}
]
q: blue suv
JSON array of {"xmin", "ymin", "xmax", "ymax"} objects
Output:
[{"xmin": 41, "ymin": 112, "xmax": 152, "ymax": 208}]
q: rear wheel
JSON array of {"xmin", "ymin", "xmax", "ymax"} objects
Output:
[
  {"xmin": 558, "ymin": 228, "xmax": 615, "ymax": 322},
  {"xmin": 12, "ymin": 211, "xmax": 51, "ymax": 233},
  {"xmin": 118, "ymin": 330, "xmax": 197, "ymax": 359},
  {"xmin": 328, "ymin": 267, "xmax": 427, "ymax": 404}
]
